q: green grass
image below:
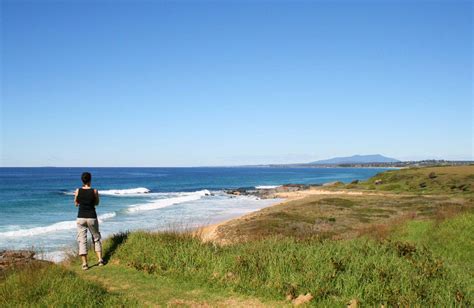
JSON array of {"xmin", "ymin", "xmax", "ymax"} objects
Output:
[
  {"xmin": 108, "ymin": 228, "xmax": 472, "ymax": 306},
  {"xmin": 347, "ymin": 166, "xmax": 474, "ymax": 195},
  {"xmin": 65, "ymin": 235, "xmax": 281, "ymax": 307},
  {"xmin": 1, "ymin": 252, "xmax": 277, "ymax": 307},
  {"xmin": 215, "ymin": 192, "xmax": 471, "ymax": 242},
  {"xmin": 2, "ymin": 213, "xmax": 472, "ymax": 307},
  {"xmin": 70, "ymin": 262, "xmax": 278, "ymax": 307},
  {"xmin": 392, "ymin": 212, "xmax": 474, "ymax": 298},
  {"xmin": 0, "ymin": 263, "xmax": 134, "ymax": 307}
]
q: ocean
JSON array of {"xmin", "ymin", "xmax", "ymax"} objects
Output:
[{"xmin": 0, "ymin": 167, "xmax": 388, "ymax": 260}]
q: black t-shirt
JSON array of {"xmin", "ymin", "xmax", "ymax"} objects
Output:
[{"xmin": 77, "ymin": 188, "xmax": 97, "ymax": 219}]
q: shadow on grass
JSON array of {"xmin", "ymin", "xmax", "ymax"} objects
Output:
[{"xmin": 103, "ymin": 232, "xmax": 129, "ymax": 263}]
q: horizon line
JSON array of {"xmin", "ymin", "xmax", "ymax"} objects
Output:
[{"xmin": 1, "ymin": 159, "xmax": 473, "ymax": 169}]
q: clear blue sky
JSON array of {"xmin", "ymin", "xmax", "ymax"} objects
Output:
[{"xmin": 1, "ymin": 0, "xmax": 472, "ymax": 167}]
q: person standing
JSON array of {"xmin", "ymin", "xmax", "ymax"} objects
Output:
[{"xmin": 74, "ymin": 172, "xmax": 104, "ymax": 270}]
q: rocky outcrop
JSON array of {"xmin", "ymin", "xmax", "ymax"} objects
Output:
[{"xmin": 0, "ymin": 250, "xmax": 50, "ymax": 276}]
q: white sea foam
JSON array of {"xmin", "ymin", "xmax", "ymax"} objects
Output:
[
  {"xmin": 2, "ymin": 190, "xmax": 210, "ymax": 238},
  {"xmin": 98, "ymin": 212, "xmax": 117, "ymax": 221},
  {"xmin": 255, "ymin": 185, "xmax": 281, "ymax": 189},
  {"xmin": 0, "ymin": 212, "xmax": 116, "ymax": 238},
  {"xmin": 0, "ymin": 221, "xmax": 76, "ymax": 237},
  {"xmin": 99, "ymin": 187, "xmax": 151, "ymax": 195},
  {"xmin": 39, "ymin": 250, "xmax": 71, "ymax": 263},
  {"xmin": 63, "ymin": 187, "xmax": 151, "ymax": 196},
  {"xmin": 127, "ymin": 189, "xmax": 211, "ymax": 213}
]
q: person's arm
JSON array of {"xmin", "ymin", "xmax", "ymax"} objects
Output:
[
  {"xmin": 94, "ymin": 189, "xmax": 100, "ymax": 206},
  {"xmin": 74, "ymin": 189, "xmax": 79, "ymax": 207}
]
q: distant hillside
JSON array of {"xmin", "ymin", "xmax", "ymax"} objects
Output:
[{"xmin": 309, "ymin": 154, "xmax": 400, "ymax": 165}]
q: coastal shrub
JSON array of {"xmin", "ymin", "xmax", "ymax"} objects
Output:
[
  {"xmin": 380, "ymin": 183, "xmax": 402, "ymax": 191},
  {"xmin": 0, "ymin": 263, "xmax": 133, "ymax": 307},
  {"xmin": 318, "ymin": 198, "xmax": 355, "ymax": 208},
  {"xmin": 111, "ymin": 230, "xmax": 472, "ymax": 306},
  {"xmin": 359, "ymin": 166, "xmax": 474, "ymax": 195}
]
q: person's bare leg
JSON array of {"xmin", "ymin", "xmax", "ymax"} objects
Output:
[
  {"xmin": 81, "ymin": 255, "xmax": 88, "ymax": 267},
  {"xmin": 77, "ymin": 219, "xmax": 88, "ymax": 269},
  {"xmin": 88, "ymin": 219, "xmax": 103, "ymax": 265},
  {"xmin": 96, "ymin": 250, "xmax": 103, "ymax": 262}
]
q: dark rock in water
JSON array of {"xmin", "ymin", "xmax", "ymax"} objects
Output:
[
  {"xmin": 351, "ymin": 180, "xmax": 359, "ymax": 184},
  {"xmin": 225, "ymin": 183, "xmax": 322, "ymax": 199},
  {"xmin": 225, "ymin": 187, "xmax": 257, "ymax": 197}
]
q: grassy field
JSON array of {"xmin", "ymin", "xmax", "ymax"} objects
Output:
[
  {"xmin": 214, "ymin": 166, "xmax": 474, "ymax": 243},
  {"xmin": 2, "ymin": 214, "xmax": 471, "ymax": 306},
  {"xmin": 1, "ymin": 166, "xmax": 473, "ymax": 306},
  {"xmin": 0, "ymin": 262, "xmax": 135, "ymax": 307},
  {"xmin": 215, "ymin": 193, "xmax": 472, "ymax": 243},
  {"xmin": 108, "ymin": 220, "xmax": 472, "ymax": 306},
  {"xmin": 346, "ymin": 165, "xmax": 474, "ymax": 195}
]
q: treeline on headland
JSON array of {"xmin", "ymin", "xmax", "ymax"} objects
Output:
[{"xmin": 265, "ymin": 159, "xmax": 474, "ymax": 168}]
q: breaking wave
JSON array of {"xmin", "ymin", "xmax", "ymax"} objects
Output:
[
  {"xmin": 127, "ymin": 189, "xmax": 211, "ymax": 213},
  {"xmin": 99, "ymin": 187, "xmax": 151, "ymax": 196},
  {"xmin": 62, "ymin": 187, "xmax": 151, "ymax": 196},
  {"xmin": 255, "ymin": 185, "xmax": 281, "ymax": 189},
  {"xmin": 6, "ymin": 189, "xmax": 212, "ymax": 237},
  {"xmin": 0, "ymin": 212, "xmax": 116, "ymax": 238}
]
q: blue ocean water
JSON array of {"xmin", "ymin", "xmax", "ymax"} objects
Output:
[{"xmin": 0, "ymin": 167, "xmax": 387, "ymax": 260}]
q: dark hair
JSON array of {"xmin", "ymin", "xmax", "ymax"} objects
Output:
[{"xmin": 81, "ymin": 172, "xmax": 92, "ymax": 184}]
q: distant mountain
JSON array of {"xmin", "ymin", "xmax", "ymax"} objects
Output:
[{"xmin": 309, "ymin": 154, "xmax": 400, "ymax": 165}]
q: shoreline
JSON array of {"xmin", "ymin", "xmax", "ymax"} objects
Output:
[
  {"xmin": 11, "ymin": 185, "xmax": 386, "ymax": 263},
  {"xmin": 3, "ymin": 183, "xmax": 386, "ymax": 264}
]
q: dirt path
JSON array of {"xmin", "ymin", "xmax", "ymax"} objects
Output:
[{"xmin": 68, "ymin": 263, "xmax": 284, "ymax": 307}]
